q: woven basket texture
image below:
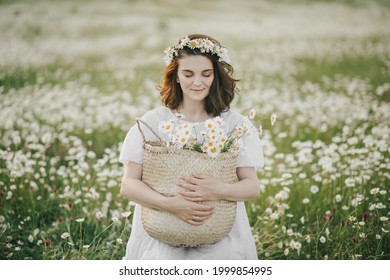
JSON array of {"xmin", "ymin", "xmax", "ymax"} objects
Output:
[{"xmin": 141, "ymin": 140, "xmax": 238, "ymax": 247}]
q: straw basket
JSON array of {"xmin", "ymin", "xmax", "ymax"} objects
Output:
[{"xmin": 136, "ymin": 119, "xmax": 238, "ymax": 247}]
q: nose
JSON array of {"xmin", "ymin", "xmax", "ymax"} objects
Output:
[{"xmin": 193, "ymin": 76, "xmax": 202, "ymax": 86}]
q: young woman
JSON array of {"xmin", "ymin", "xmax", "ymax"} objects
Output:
[{"xmin": 119, "ymin": 34, "xmax": 264, "ymax": 259}]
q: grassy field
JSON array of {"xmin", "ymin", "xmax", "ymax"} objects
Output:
[{"xmin": 0, "ymin": 0, "xmax": 389, "ymax": 260}]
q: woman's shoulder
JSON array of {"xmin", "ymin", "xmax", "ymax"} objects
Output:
[
  {"xmin": 221, "ymin": 109, "xmax": 255, "ymax": 131},
  {"xmin": 140, "ymin": 106, "xmax": 171, "ymax": 122},
  {"xmin": 221, "ymin": 109, "xmax": 247, "ymax": 122}
]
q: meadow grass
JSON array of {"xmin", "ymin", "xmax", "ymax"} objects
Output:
[
  {"xmin": 294, "ymin": 54, "xmax": 390, "ymax": 101},
  {"xmin": 0, "ymin": 63, "xmax": 161, "ymax": 95}
]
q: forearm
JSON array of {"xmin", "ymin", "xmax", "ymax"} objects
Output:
[
  {"xmin": 120, "ymin": 178, "xmax": 169, "ymax": 211},
  {"xmin": 121, "ymin": 176, "xmax": 215, "ymax": 226},
  {"xmin": 218, "ymin": 178, "xmax": 260, "ymax": 202}
]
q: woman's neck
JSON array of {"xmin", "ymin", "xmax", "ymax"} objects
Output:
[{"xmin": 176, "ymin": 100, "xmax": 209, "ymax": 123}]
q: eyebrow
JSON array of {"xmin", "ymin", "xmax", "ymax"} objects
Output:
[{"xmin": 181, "ymin": 69, "xmax": 213, "ymax": 73}]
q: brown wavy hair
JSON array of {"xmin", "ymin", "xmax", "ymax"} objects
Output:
[{"xmin": 159, "ymin": 34, "xmax": 239, "ymax": 117}]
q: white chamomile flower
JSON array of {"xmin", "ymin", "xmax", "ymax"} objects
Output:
[
  {"xmin": 203, "ymin": 39, "xmax": 214, "ymax": 51},
  {"xmin": 248, "ymin": 109, "xmax": 256, "ymax": 120},
  {"xmin": 270, "ymin": 113, "xmax": 277, "ymax": 126},
  {"xmin": 121, "ymin": 211, "xmax": 132, "ymax": 218},
  {"xmin": 159, "ymin": 120, "xmax": 174, "ymax": 134},
  {"xmin": 205, "ymin": 119, "xmax": 215, "ymax": 130},
  {"xmin": 213, "ymin": 116, "xmax": 224, "ymax": 126},
  {"xmin": 174, "ymin": 113, "xmax": 185, "ymax": 119},
  {"xmin": 370, "ymin": 188, "xmax": 380, "ymax": 194},
  {"xmin": 310, "ymin": 185, "xmax": 319, "ymax": 194},
  {"xmin": 207, "ymin": 144, "xmax": 221, "ymax": 158}
]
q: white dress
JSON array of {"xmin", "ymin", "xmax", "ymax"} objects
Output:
[{"xmin": 119, "ymin": 106, "xmax": 264, "ymax": 259}]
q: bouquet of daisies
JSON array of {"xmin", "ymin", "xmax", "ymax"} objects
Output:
[{"xmin": 158, "ymin": 113, "xmax": 255, "ymax": 158}]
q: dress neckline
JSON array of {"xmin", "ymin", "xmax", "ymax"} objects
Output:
[{"xmin": 165, "ymin": 106, "xmax": 211, "ymax": 124}]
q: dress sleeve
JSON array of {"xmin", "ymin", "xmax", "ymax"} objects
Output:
[
  {"xmin": 236, "ymin": 118, "xmax": 264, "ymax": 170},
  {"xmin": 118, "ymin": 123, "xmax": 144, "ymax": 165},
  {"xmin": 118, "ymin": 109, "xmax": 163, "ymax": 165}
]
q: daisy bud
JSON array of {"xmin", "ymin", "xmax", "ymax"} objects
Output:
[{"xmin": 270, "ymin": 113, "xmax": 277, "ymax": 126}]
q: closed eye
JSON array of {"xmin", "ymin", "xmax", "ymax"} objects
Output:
[
  {"xmin": 202, "ymin": 70, "xmax": 213, "ymax": 77},
  {"xmin": 181, "ymin": 69, "xmax": 213, "ymax": 78}
]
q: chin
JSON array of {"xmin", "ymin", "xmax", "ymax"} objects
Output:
[
  {"xmin": 184, "ymin": 92, "xmax": 209, "ymax": 101},
  {"xmin": 192, "ymin": 93, "xmax": 208, "ymax": 99}
]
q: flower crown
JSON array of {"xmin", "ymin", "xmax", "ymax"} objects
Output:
[{"xmin": 163, "ymin": 36, "xmax": 231, "ymax": 65}]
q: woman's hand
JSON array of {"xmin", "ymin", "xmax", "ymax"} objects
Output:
[
  {"xmin": 176, "ymin": 172, "xmax": 225, "ymax": 202},
  {"xmin": 165, "ymin": 195, "xmax": 214, "ymax": 226},
  {"xmin": 176, "ymin": 168, "xmax": 260, "ymax": 202}
]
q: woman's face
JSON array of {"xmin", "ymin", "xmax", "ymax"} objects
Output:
[{"xmin": 177, "ymin": 54, "xmax": 214, "ymax": 104}]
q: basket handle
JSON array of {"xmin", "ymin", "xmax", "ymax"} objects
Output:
[{"xmin": 136, "ymin": 118, "xmax": 164, "ymax": 144}]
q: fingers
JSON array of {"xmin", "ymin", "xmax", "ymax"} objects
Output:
[
  {"xmin": 176, "ymin": 174, "xmax": 210, "ymax": 193},
  {"xmin": 186, "ymin": 210, "xmax": 214, "ymax": 226},
  {"xmin": 192, "ymin": 209, "xmax": 214, "ymax": 218},
  {"xmin": 186, "ymin": 219, "xmax": 205, "ymax": 226},
  {"xmin": 191, "ymin": 215, "xmax": 208, "ymax": 222},
  {"xmin": 194, "ymin": 203, "xmax": 214, "ymax": 212},
  {"xmin": 179, "ymin": 173, "xmax": 209, "ymax": 182},
  {"xmin": 178, "ymin": 191, "xmax": 198, "ymax": 198},
  {"xmin": 176, "ymin": 181, "xmax": 196, "ymax": 191},
  {"xmin": 192, "ymin": 172, "xmax": 208, "ymax": 179},
  {"xmin": 179, "ymin": 175, "xmax": 198, "ymax": 185},
  {"xmin": 180, "ymin": 192, "xmax": 207, "ymax": 203},
  {"xmin": 171, "ymin": 194, "xmax": 214, "ymax": 226},
  {"xmin": 187, "ymin": 202, "xmax": 214, "ymax": 222},
  {"xmin": 182, "ymin": 196, "xmax": 204, "ymax": 202}
]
